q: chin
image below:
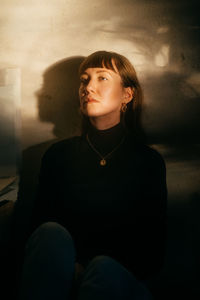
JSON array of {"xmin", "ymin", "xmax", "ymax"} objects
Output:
[{"xmin": 82, "ymin": 109, "xmax": 105, "ymax": 118}]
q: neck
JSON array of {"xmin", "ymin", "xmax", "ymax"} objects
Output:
[
  {"xmin": 89, "ymin": 115, "xmax": 121, "ymax": 130},
  {"xmin": 87, "ymin": 120, "xmax": 125, "ymax": 156}
]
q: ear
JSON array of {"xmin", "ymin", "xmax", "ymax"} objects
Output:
[{"xmin": 123, "ymin": 87, "xmax": 134, "ymax": 104}]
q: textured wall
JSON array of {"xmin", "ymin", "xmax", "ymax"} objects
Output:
[
  {"xmin": 0, "ymin": 68, "xmax": 20, "ymax": 177},
  {"xmin": 0, "ymin": 0, "xmax": 200, "ymax": 295}
]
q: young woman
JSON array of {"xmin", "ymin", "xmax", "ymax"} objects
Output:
[{"xmin": 18, "ymin": 51, "xmax": 167, "ymax": 300}]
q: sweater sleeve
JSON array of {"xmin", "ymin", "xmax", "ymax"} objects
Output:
[
  {"xmin": 144, "ymin": 151, "xmax": 168, "ymax": 278},
  {"xmin": 29, "ymin": 145, "xmax": 61, "ymax": 235},
  {"xmin": 126, "ymin": 149, "xmax": 168, "ymax": 280}
]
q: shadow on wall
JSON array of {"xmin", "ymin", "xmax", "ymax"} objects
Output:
[
  {"xmin": 13, "ymin": 56, "xmax": 85, "ymax": 244},
  {"xmin": 36, "ymin": 56, "xmax": 85, "ymax": 139},
  {"xmin": 142, "ymin": 71, "xmax": 200, "ymax": 146}
]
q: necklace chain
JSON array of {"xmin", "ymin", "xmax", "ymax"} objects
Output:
[{"xmin": 86, "ymin": 134, "xmax": 125, "ymax": 166}]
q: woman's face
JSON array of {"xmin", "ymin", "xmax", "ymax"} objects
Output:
[{"xmin": 79, "ymin": 65, "xmax": 131, "ymax": 126}]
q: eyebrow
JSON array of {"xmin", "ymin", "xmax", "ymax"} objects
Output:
[
  {"xmin": 81, "ymin": 69, "xmax": 113, "ymax": 76},
  {"xmin": 96, "ymin": 69, "xmax": 112, "ymax": 74}
]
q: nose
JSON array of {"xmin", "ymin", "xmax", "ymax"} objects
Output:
[
  {"xmin": 87, "ymin": 78, "xmax": 96, "ymax": 91},
  {"xmin": 81, "ymin": 78, "xmax": 96, "ymax": 96}
]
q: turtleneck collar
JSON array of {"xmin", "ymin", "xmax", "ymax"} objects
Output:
[{"xmin": 87, "ymin": 121, "xmax": 126, "ymax": 156}]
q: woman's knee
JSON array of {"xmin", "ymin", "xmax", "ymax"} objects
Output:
[
  {"xmin": 89, "ymin": 255, "xmax": 115, "ymax": 267},
  {"xmin": 89, "ymin": 255, "xmax": 123, "ymax": 269},
  {"xmin": 86, "ymin": 255, "xmax": 131, "ymax": 277},
  {"xmin": 25, "ymin": 222, "xmax": 75, "ymax": 256},
  {"xmin": 33, "ymin": 222, "xmax": 72, "ymax": 241},
  {"xmin": 82, "ymin": 256, "xmax": 153, "ymax": 299}
]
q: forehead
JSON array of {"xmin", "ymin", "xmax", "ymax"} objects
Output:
[{"xmin": 81, "ymin": 67, "xmax": 120, "ymax": 78}]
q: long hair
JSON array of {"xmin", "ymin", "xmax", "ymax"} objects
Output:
[{"xmin": 78, "ymin": 50, "xmax": 146, "ymax": 143}]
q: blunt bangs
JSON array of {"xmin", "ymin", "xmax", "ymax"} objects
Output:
[{"xmin": 78, "ymin": 51, "xmax": 121, "ymax": 76}]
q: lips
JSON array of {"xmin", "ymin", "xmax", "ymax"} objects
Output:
[{"xmin": 84, "ymin": 97, "xmax": 99, "ymax": 103}]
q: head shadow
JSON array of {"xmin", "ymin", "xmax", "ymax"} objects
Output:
[{"xmin": 36, "ymin": 55, "xmax": 85, "ymax": 138}]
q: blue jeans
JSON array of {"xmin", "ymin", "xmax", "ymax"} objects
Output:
[{"xmin": 18, "ymin": 222, "xmax": 153, "ymax": 300}]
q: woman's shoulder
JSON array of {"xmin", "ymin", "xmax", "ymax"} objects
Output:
[
  {"xmin": 139, "ymin": 143, "xmax": 167, "ymax": 176},
  {"xmin": 139, "ymin": 142, "xmax": 165, "ymax": 162},
  {"xmin": 42, "ymin": 135, "xmax": 83, "ymax": 160},
  {"xmin": 127, "ymin": 134, "xmax": 166, "ymax": 170}
]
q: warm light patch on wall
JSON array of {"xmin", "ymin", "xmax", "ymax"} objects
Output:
[
  {"xmin": 157, "ymin": 26, "xmax": 169, "ymax": 34},
  {"xmin": 155, "ymin": 44, "xmax": 170, "ymax": 67},
  {"xmin": 185, "ymin": 73, "xmax": 200, "ymax": 95}
]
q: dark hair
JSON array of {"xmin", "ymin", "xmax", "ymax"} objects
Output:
[{"xmin": 79, "ymin": 50, "xmax": 146, "ymax": 143}]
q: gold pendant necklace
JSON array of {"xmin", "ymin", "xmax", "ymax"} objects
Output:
[
  {"xmin": 86, "ymin": 134, "xmax": 125, "ymax": 166},
  {"xmin": 100, "ymin": 159, "xmax": 106, "ymax": 166}
]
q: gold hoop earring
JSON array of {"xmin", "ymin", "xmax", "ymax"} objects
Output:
[{"xmin": 121, "ymin": 102, "xmax": 127, "ymax": 113}]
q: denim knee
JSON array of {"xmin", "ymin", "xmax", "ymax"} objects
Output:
[
  {"xmin": 19, "ymin": 222, "xmax": 76, "ymax": 300},
  {"xmin": 79, "ymin": 255, "xmax": 153, "ymax": 300},
  {"xmin": 25, "ymin": 222, "xmax": 75, "ymax": 257},
  {"xmin": 86, "ymin": 255, "xmax": 133, "ymax": 277}
]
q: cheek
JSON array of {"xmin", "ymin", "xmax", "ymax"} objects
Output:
[
  {"xmin": 102, "ymin": 84, "xmax": 119, "ymax": 97},
  {"xmin": 106, "ymin": 86, "xmax": 123, "ymax": 105}
]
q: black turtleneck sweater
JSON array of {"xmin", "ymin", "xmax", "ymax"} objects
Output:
[{"xmin": 30, "ymin": 122, "xmax": 167, "ymax": 280}]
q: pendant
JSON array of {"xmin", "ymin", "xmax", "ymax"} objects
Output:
[{"xmin": 100, "ymin": 159, "xmax": 106, "ymax": 166}]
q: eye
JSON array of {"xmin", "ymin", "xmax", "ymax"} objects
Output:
[
  {"xmin": 98, "ymin": 76, "xmax": 107, "ymax": 81},
  {"xmin": 80, "ymin": 77, "xmax": 88, "ymax": 84}
]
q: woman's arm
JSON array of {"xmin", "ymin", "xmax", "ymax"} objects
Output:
[
  {"xmin": 137, "ymin": 150, "xmax": 168, "ymax": 280},
  {"xmin": 124, "ymin": 148, "xmax": 168, "ymax": 280},
  {"xmin": 29, "ymin": 145, "xmax": 60, "ymax": 235}
]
